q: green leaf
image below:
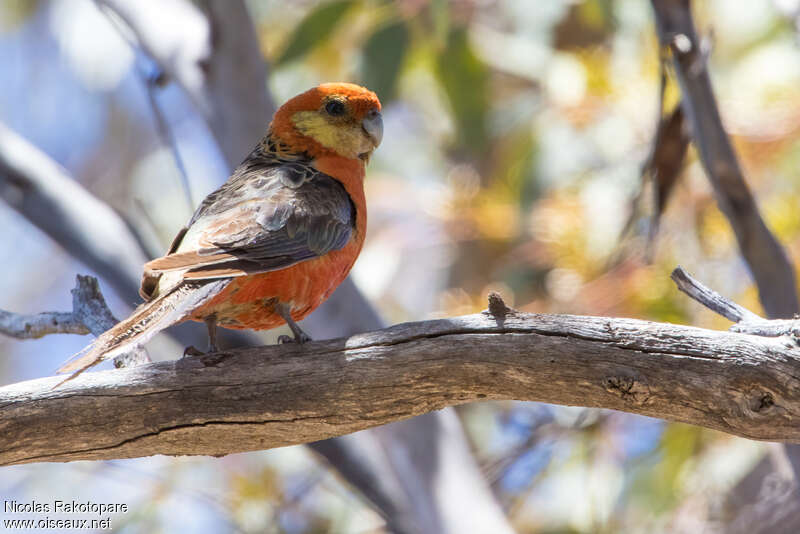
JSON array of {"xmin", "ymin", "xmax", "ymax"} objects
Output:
[
  {"xmin": 361, "ymin": 20, "xmax": 410, "ymax": 102},
  {"xmin": 436, "ymin": 27, "xmax": 489, "ymax": 154},
  {"xmin": 276, "ymin": 1, "xmax": 354, "ymax": 66}
]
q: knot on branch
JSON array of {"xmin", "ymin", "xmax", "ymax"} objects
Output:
[
  {"xmin": 752, "ymin": 392, "xmax": 775, "ymax": 413},
  {"xmin": 603, "ymin": 374, "xmax": 650, "ymax": 406},
  {"xmin": 485, "ymin": 291, "xmax": 515, "ymax": 326},
  {"xmin": 71, "ymin": 274, "xmax": 118, "ymax": 334},
  {"xmin": 744, "ymin": 388, "xmax": 777, "ymax": 415}
]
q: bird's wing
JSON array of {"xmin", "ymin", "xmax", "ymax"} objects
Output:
[{"xmin": 143, "ymin": 160, "xmax": 355, "ymax": 284}]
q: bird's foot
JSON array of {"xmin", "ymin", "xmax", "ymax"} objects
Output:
[
  {"xmin": 274, "ymin": 302, "xmax": 312, "ymax": 345},
  {"xmin": 277, "ymin": 332, "xmax": 311, "ymax": 344},
  {"xmin": 183, "ymin": 346, "xmax": 204, "ymax": 357},
  {"xmin": 183, "ymin": 344, "xmax": 219, "ymax": 357}
]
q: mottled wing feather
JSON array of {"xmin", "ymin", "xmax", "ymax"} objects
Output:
[
  {"xmin": 144, "ymin": 251, "xmax": 237, "ymax": 272},
  {"xmin": 188, "ymin": 155, "xmax": 310, "ymax": 224},
  {"xmin": 146, "ymin": 159, "xmax": 355, "ymax": 283}
]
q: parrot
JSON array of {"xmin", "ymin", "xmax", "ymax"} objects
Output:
[{"xmin": 58, "ymin": 82, "xmax": 382, "ymax": 381}]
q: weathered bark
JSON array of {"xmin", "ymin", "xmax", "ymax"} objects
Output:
[{"xmin": 3, "ymin": 310, "xmax": 800, "ymax": 467}]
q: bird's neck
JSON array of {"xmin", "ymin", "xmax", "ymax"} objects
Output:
[
  {"xmin": 312, "ymin": 155, "xmax": 364, "ymax": 190},
  {"xmin": 254, "ymin": 130, "xmax": 309, "ymax": 163},
  {"xmin": 314, "ymin": 154, "xmax": 367, "ymax": 238}
]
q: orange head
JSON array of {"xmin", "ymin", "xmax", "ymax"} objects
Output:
[{"xmin": 271, "ymin": 83, "xmax": 382, "ymax": 161}]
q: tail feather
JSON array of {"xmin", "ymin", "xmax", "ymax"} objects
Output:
[{"xmin": 55, "ymin": 280, "xmax": 229, "ymax": 384}]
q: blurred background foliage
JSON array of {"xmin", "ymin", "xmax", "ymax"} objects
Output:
[{"xmin": 2, "ymin": 0, "xmax": 800, "ymax": 532}]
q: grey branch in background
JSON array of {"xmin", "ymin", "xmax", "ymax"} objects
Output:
[
  {"xmin": 0, "ymin": 123, "xmax": 149, "ymax": 306},
  {"xmin": 0, "ymin": 312, "xmax": 87, "ymax": 339},
  {"xmin": 96, "ymin": 0, "xmax": 275, "ymax": 169},
  {"xmin": 195, "ymin": 0, "xmax": 276, "ymax": 168},
  {"xmin": 0, "ymin": 276, "xmax": 149, "ymax": 368},
  {"xmin": 651, "ymin": 0, "xmax": 800, "ymax": 319}
]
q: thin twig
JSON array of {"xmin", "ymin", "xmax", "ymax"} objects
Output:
[
  {"xmin": 670, "ymin": 266, "xmax": 761, "ymax": 323},
  {"xmin": 671, "ymin": 266, "xmax": 800, "ymax": 338},
  {"xmin": 97, "ymin": 3, "xmax": 195, "ymax": 213},
  {"xmin": 651, "ymin": 0, "xmax": 799, "ymax": 319},
  {"xmin": 140, "ymin": 66, "xmax": 195, "ymax": 212}
]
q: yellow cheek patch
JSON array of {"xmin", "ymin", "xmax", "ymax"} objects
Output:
[{"xmin": 291, "ymin": 111, "xmax": 366, "ymax": 159}]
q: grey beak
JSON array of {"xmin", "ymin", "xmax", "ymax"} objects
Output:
[{"xmin": 362, "ymin": 110, "xmax": 383, "ymax": 148}]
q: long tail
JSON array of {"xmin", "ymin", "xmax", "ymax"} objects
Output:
[{"xmin": 56, "ymin": 280, "xmax": 229, "ymax": 386}]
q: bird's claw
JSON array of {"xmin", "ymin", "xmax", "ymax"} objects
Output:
[
  {"xmin": 277, "ymin": 332, "xmax": 311, "ymax": 345},
  {"xmin": 183, "ymin": 345, "xmax": 206, "ymax": 357}
]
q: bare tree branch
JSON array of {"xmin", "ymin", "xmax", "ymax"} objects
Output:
[
  {"xmin": 0, "ymin": 123, "xmax": 149, "ymax": 306},
  {"xmin": 0, "ymin": 276, "xmax": 149, "ymax": 368},
  {"xmin": 673, "ymin": 266, "xmax": 800, "ymax": 340},
  {"xmin": 194, "ymin": 0, "xmax": 275, "ymax": 167},
  {"xmin": 0, "ymin": 311, "xmax": 87, "ymax": 339},
  {"xmin": 4, "ymin": 307, "xmax": 800, "ymax": 467},
  {"xmin": 651, "ymin": 0, "xmax": 799, "ymax": 319},
  {"xmin": 671, "ymin": 266, "xmax": 763, "ymax": 323}
]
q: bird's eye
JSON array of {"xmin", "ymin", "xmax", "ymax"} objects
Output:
[{"xmin": 325, "ymin": 100, "xmax": 346, "ymax": 116}]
